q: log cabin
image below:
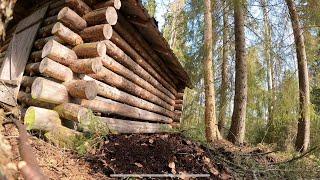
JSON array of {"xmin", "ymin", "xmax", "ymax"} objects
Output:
[{"xmin": 0, "ymin": 0, "xmax": 191, "ymax": 135}]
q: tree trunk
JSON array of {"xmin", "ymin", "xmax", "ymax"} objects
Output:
[
  {"xmin": 227, "ymin": 0, "xmax": 247, "ymax": 145},
  {"xmin": 261, "ymin": 0, "xmax": 276, "ymax": 142},
  {"xmin": 218, "ymin": 0, "xmax": 229, "ymax": 135},
  {"xmin": 285, "ymin": 0, "xmax": 310, "ymax": 152},
  {"xmin": 203, "ymin": 0, "xmax": 221, "ymax": 142}
]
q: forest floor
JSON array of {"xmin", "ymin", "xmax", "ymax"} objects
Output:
[{"xmin": 2, "ymin": 123, "xmax": 319, "ymax": 179}]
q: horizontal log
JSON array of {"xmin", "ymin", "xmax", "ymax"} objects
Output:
[
  {"xmin": 31, "ymin": 77, "xmax": 70, "ymax": 104},
  {"xmin": 174, "ymin": 103, "xmax": 183, "ymax": 111},
  {"xmin": 83, "ymin": 6, "xmax": 118, "ymax": 26},
  {"xmin": 21, "ymin": 76, "xmax": 36, "ymax": 87},
  {"xmin": 82, "ymin": 75, "xmax": 175, "ymax": 118},
  {"xmin": 30, "ymin": 50, "xmax": 42, "ymax": 62},
  {"xmin": 44, "ymin": 126, "xmax": 81, "ymax": 149},
  {"xmin": 176, "ymin": 92, "xmax": 184, "ymax": 99},
  {"xmin": 24, "ymin": 106, "xmax": 61, "ymax": 131},
  {"xmin": 48, "ymin": 6, "xmax": 64, "ymax": 17},
  {"xmin": 52, "ymin": 22, "xmax": 84, "ymax": 46},
  {"xmin": 49, "ymin": 0, "xmax": 65, "ymax": 9},
  {"xmin": 89, "ymin": 67, "xmax": 173, "ymax": 111},
  {"xmin": 80, "ymin": 96, "xmax": 173, "ymax": 123},
  {"xmin": 43, "ymin": 15, "xmax": 58, "ymax": 26},
  {"xmin": 0, "ymin": 43, "xmax": 8, "ymax": 53},
  {"xmin": 115, "ymin": 15, "xmax": 179, "ymax": 90},
  {"xmin": 39, "ymin": 57, "xmax": 74, "ymax": 82},
  {"xmin": 79, "ymin": 24, "xmax": 112, "ymax": 42},
  {"xmin": 110, "ymin": 31, "xmax": 176, "ymax": 99},
  {"xmin": 94, "ymin": 0, "xmax": 121, "ymax": 10},
  {"xmin": 100, "ymin": 117, "xmax": 172, "ymax": 134},
  {"xmin": 72, "ymin": 42, "xmax": 106, "ymax": 58},
  {"xmin": 18, "ymin": 91, "xmax": 55, "ymax": 109},
  {"xmin": 0, "ymin": 51, "xmax": 6, "ymax": 58},
  {"xmin": 25, "ymin": 63, "xmax": 40, "ymax": 76},
  {"xmin": 38, "ymin": 23, "xmax": 55, "ymax": 38},
  {"xmin": 42, "ymin": 39, "xmax": 77, "ymax": 66},
  {"xmin": 103, "ymin": 40, "xmax": 175, "ymax": 100},
  {"xmin": 54, "ymin": 103, "xmax": 92, "ymax": 123},
  {"xmin": 175, "ymin": 99, "xmax": 183, "ymax": 104},
  {"xmin": 69, "ymin": 57, "xmax": 103, "ymax": 74},
  {"xmin": 63, "ymin": 80, "xmax": 97, "ymax": 100},
  {"xmin": 58, "ymin": 7, "xmax": 87, "ymax": 31},
  {"xmin": 101, "ymin": 55, "xmax": 174, "ymax": 105},
  {"xmin": 66, "ymin": 0, "xmax": 92, "ymax": 16},
  {"xmin": 34, "ymin": 36, "xmax": 64, "ymax": 50}
]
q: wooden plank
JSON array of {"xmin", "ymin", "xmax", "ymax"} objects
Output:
[{"xmin": 0, "ymin": 5, "xmax": 49, "ymax": 106}]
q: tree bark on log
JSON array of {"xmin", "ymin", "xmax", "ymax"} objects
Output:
[
  {"xmin": 21, "ymin": 76, "xmax": 36, "ymax": 87},
  {"xmin": 79, "ymin": 24, "xmax": 113, "ymax": 42},
  {"xmin": 18, "ymin": 91, "xmax": 56, "ymax": 109},
  {"xmin": 38, "ymin": 23, "xmax": 55, "ymax": 38},
  {"xmin": 48, "ymin": 6, "xmax": 64, "ymax": 17},
  {"xmin": 39, "ymin": 57, "xmax": 74, "ymax": 82},
  {"xmin": 30, "ymin": 50, "xmax": 42, "ymax": 62},
  {"xmin": 103, "ymin": 40, "xmax": 175, "ymax": 100},
  {"xmin": 54, "ymin": 103, "xmax": 92, "ymax": 123},
  {"xmin": 25, "ymin": 63, "xmax": 40, "ymax": 76},
  {"xmin": 80, "ymin": 96, "xmax": 173, "ymax": 123},
  {"xmin": 31, "ymin": 77, "xmax": 70, "ymax": 104},
  {"xmin": 34, "ymin": 36, "xmax": 64, "ymax": 50},
  {"xmin": 58, "ymin": 7, "xmax": 87, "ymax": 32},
  {"xmin": 83, "ymin": 6, "xmax": 118, "ymax": 26},
  {"xmin": 43, "ymin": 15, "xmax": 58, "ymax": 26},
  {"xmin": 73, "ymin": 42, "xmax": 106, "ymax": 58},
  {"xmin": 52, "ymin": 22, "xmax": 84, "ymax": 46},
  {"xmin": 69, "ymin": 57, "xmax": 103, "ymax": 74},
  {"xmin": 82, "ymin": 75, "xmax": 175, "ymax": 118},
  {"xmin": 42, "ymin": 39, "xmax": 77, "ymax": 66},
  {"xmin": 66, "ymin": 0, "xmax": 92, "ymax": 16},
  {"xmin": 174, "ymin": 103, "xmax": 183, "ymax": 111},
  {"xmin": 89, "ymin": 67, "xmax": 173, "ymax": 111},
  {"xmin": 94, "ymin": 0, "xmax": 121, "ymax": 10},
  {"xmin": 63, "ymin": 80, "xmax": 98, "ymax": 100},
  {"xmin": 100, "ymin": 117, "xmax": 172, "ymax": 134},
  {"xmin": 110, "ymin": 31, "xmax": 176, "ymax": 99},
  {"xmin": 101, "ymin": 55, "xmax": 174, "ymax": 105},
  {"xmin": 115, "ymin": 15, "xmax": 179, "ymax": 89}
]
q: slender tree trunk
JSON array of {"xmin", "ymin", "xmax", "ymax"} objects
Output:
[
  {"xmin": 285, "ymin": 0, "xmax": 310, "ymax": 152},
  {"xmin": 203, "ymin": 0, "xmax": 221, "ymax": 142},
  {"xmin": 218, "ymin": 0, "xmax": 229, "ymax": 135},
  {"xmin": 261, "ymin": 0, "xmax": 275, "ymax": 137},
  {"xmin": 227, "ymin": 0, "xmax": 247, "ymax": 145}
]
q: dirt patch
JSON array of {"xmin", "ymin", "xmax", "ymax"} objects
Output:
[
  {"xmin": 86, "ymin": 134, "xmax": 233, "ymax": 179},
  {"xmin": 2, "ymin": 123, "xmax": 109, "ymax": 180}
]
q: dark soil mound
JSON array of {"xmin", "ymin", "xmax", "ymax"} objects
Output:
[{"xmin": 86, "ymin": 134, "xmax": 232, "ymax": 179}]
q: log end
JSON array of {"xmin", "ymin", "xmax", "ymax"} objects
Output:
[
  {"xmin": 114, "ymin": 0, "xmax": 122, "ymax": 10},
  {"xmin": 92, "ymin": 57, "xmax": 104, "ymax": 73},
  {"xmin": 105, "ymin": 7, "xmax": 118, "ymax": 25},
  {"xmin": 57, "ymin": 7, "xmax": 69, "ymax": 20},
  {"xmin": 85, "ymin": 81, "xmax": 98, "ymax": 100},
  {"xmin": 31, "ymin": 78, "xmax": 43, "ymax": 100},
  {"xmin": 41, "ymin": 40, "xmax": 54, "ymax": 58},
  {"xmin": 97, "ymin": 42, "xmax": 107, "ymax": 57},
  {"xmin": 24, "ymin": 107, "xmax": 36, "ymax": 131},
  {"xmin": 103, "ymin": 24, "xmax": 113, "ymax": 40}
]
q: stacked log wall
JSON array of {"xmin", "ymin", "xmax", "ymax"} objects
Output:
[{"xmin": 0, "ymin": 0, "xmax": 187, "ymax": 134}]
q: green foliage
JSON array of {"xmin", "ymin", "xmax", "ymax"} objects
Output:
[
  {"xmin": 142, "ymin": 0, "xmax": 157, "ymax": 17},
  {"xmin": 75, "ymin": 113, "xmax": 110, "ymax": 155}
]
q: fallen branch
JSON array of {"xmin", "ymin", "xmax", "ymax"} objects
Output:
[
  {"xmin": 3, "ymin": 118, "xmax": 48, "ymax": 180},
  {"xmin": 272, "ymin": 146, "xmax": 319, "ymax": 165}
]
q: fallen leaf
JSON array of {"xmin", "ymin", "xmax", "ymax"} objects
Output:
[
  {"xmin": 134, "ymin": 162, "xmax": 143, "ymax": 168},
  {"xmin": 168, "ymin": 161, "xmax": 176, "ymax": 174}
]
